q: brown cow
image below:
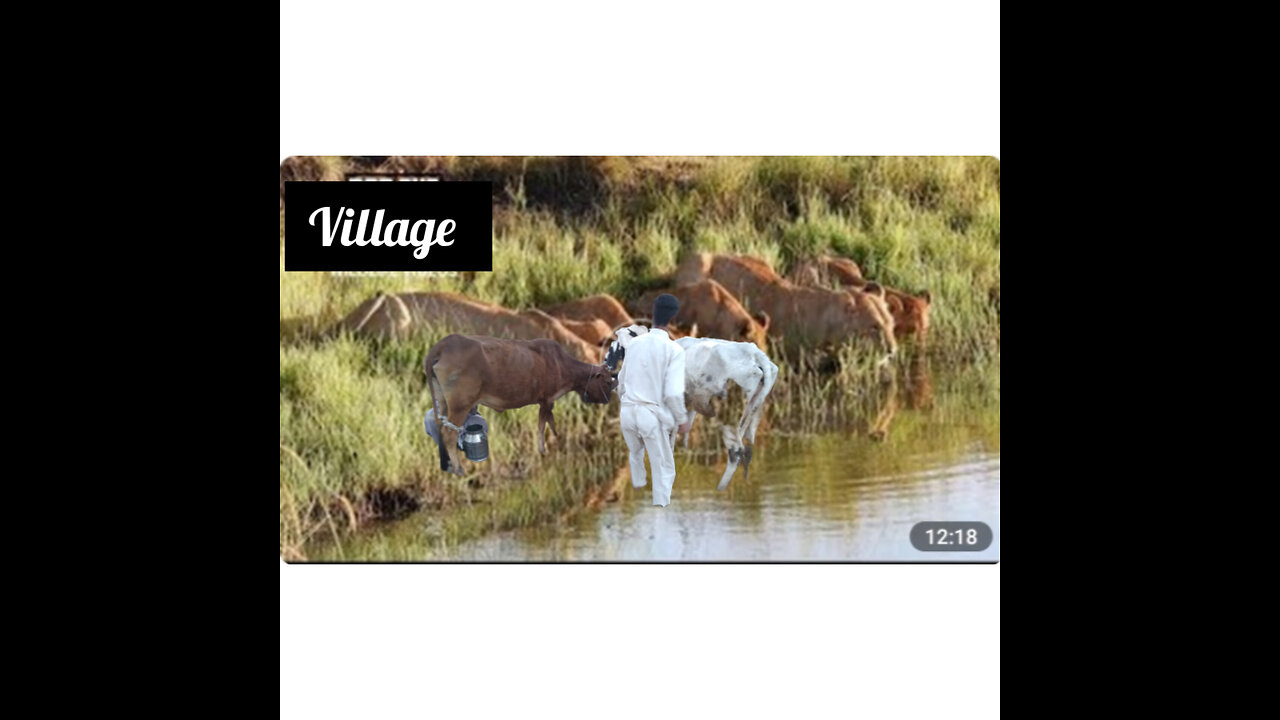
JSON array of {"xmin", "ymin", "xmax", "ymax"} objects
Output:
[
  {"xmin": 543, "ymin": 294, "xmax": 634, "ymax": 331},
  {"xmin": 787, "ymin": 256, "xmax": 932, "ymax": 341},
  {"xmin": 698, "ymin": 255, "xmax": 897, "ymax": 356},
  {"xmin": 424, "ymin": 334, "xmax": 617, "ymax": 475},
  {"xmin": 331, "ymin": 292, "xmax": 601, "ymax": 362},
  {"xmin": 876, "ymin": 290, "xmax": 931, "ymax": 342},
  {"xmin": 626, "ymin": 279, "xmax": 770, "ymax": 350},
  {"xmin": 765, "ymin": 282, "xmax": 898, "ymax": 356}
]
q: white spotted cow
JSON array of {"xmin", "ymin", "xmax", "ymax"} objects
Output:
[{"xmin": 606, "ymin": 326, "xmax": 779, "ymax": 490}]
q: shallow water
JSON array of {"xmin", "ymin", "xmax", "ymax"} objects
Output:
[{"xmin": 307, "ymin": 361, "xmax": 999, "ymax": 562}]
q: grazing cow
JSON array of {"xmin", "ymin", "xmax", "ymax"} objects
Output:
[
  {"xmin": 626, "ymin": 278, "xmax": 770, "ymax": 350},
  {"xmin": 787, "ymin": 256, "xmax": 932, "ymax": 342},
  {"xmin": 543, "ymin": 294, "xmax": 635, "ymax": 331},
  {"xmin": 606, "ymin": 327, "xmax": 779, "ymax": 490},
  {"xmin": 424, "ymin": 334, "xmax": 617, "ymax": 475},
  {"xmin": 878, "ymin": 289, "xmax": 932, "ymax": 342},
  {"xmin": 331, "ymin": 292, "xmax": 601, "ymax": 362},
  {"xmin": 690, "ymin": 255, "xmax": 897, "ymax": 357}
]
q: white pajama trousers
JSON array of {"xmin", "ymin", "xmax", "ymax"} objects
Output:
[{"xmin": 620, "ymin": 404, "xmax": 676, "ymax": 507}]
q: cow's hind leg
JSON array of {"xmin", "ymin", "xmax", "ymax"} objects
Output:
[
  {"xmin": 437, "ymin": 435, "xmax": 451, "ymax": 472},
  {"xmin": 537, "ymin": 403, "xmax": 555, "ymax": 454},
  {"xmin": 718, "ymin": 423, "xmax": 744, "ymax": 491},
  {"xmin": 735, "ymin": 407, "xmax": 753, "ymax": 482},
  {"xmin": 444, "ymin": 406, "xmax": 469, "ymax": 476},
  {"xmin": 730, "ymin": 410, "xmax": 750, "ymax": 484},
  {"xmin": 429, "ymin": 368, "xmax": 455, "ymax": 473}
]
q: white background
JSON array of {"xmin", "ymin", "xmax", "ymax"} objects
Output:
[{"xmin": 280, "ymin": 1, "xmax": 1000, "ymax": 717}]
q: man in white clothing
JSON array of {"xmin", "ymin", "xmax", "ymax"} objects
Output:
[{"xmin": 616, "ymin": 293, "xmax": 689, "ymax": 507}]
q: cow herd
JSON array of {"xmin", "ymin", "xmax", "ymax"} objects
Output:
[
  {"xmin": 329, "ymin": 253, "xmax": 932, "ymax": 484},
  {"xmin": 332, "ymin": 252, "xmax": 931, "ymax": 361}
]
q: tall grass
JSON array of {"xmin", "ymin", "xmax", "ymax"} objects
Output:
[
  {"xmin": 280, "ymin": 325, "xmax": 624, "ymax": 558},
  {"xmin": 279, "ymin": 156, "xmax": 1000, "ymax": 558}
]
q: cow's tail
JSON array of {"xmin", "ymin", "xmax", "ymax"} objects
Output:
[
  {"xmin": 425, "ymin": 353, "xmax": 450, "ymax": 472},
  {"xmin": 742, "ymin": 355, "xmax": 779, "ymax": 445}
]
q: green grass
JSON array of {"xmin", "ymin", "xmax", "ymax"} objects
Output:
[
  {"xmin": 279, "ymin": 156, "xmax": 1000, "ymax": 558},
  {"xmin": 280, "ymin": 327, "xmax": 624, "ymax": 558}
]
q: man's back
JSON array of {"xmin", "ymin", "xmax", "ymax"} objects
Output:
[{"xmin": 619, "ymin": 329, "xmax": 685, "ymax": 419}]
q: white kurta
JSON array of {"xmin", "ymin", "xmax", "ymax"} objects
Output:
[{"xmin": 616, "ymin": 328, "xmax": 687, "ymax": 506}]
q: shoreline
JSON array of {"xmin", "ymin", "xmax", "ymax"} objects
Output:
[{"xmin": 283, "ymin": 355, "xmax": 998, "ymax": 561}]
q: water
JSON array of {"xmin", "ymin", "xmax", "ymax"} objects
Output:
[{"xmin": 308, "ymin": 361, "xmax": 999, "ymax": 562}]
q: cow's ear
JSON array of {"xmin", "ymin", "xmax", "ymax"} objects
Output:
[
  {"xmin": 755, "ymin": 311, "xmax": 771, "ymax": 333},
  {"xmin": 864, "ymin": 282, "xmax": 885, "ymax": 299},
  {"xmin": 920, "ymin": 290, "xmax": 932, "ymax": 303}
]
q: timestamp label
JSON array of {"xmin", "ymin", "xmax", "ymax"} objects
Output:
[{"xmin": 910, "ymin": 522, "xmax": 993, "ymax": 552}]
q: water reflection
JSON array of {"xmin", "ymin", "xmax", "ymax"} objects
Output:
[
  {"xmin": 903, "ymin": 353, "xmax": 935, "ymax": 410},
  {"xmin": 855, "ymin": 355, "xmax": 933, "ymax": 442}
]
